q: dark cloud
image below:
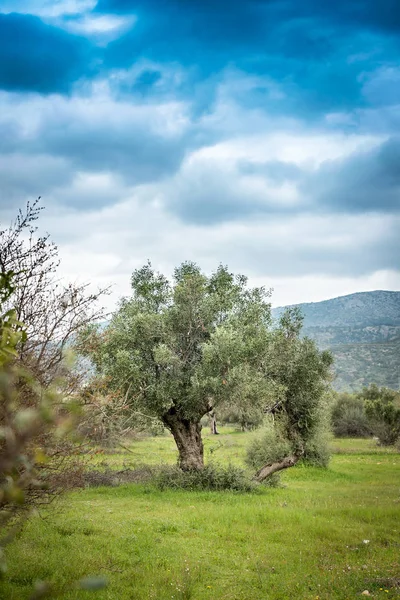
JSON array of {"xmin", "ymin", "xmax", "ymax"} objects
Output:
[
  {"xmin": 306, "ymin": 138, "xmax": 400, "ymax": 213},
  {"xmin": 289, "ymin": 0, "xmax": 400, "ymax": 35},
  {"xmin": 0, "ymin": 154, "xmax": 73, "ymax": 208},
  {"xmin": 40, "ymin": 123, "xmax": 188, "ymax": 184},
  {"xmin": 95, "ymin": 0, "xmax": 399, "ymax": 118},
  {"xmin": 97, "ymin": 0, "xmax": 400, "ymax": 34},
  {"xmin": 3, "ymin": 0, "xmax": 398, "ymax": 115},
  {"xmin": 161, "ymin": 161, "xmax": 301, "ymax": 225},
  {"xmin": 0, "ymin": 13, "xmax": 94, "ymax": 93},
  {"xmin": 161, "ymin": 137, "xmax": 400, "ymax": 226},
  {"xmin": 0, "ymin": 92, "xmax": 194, "ymax": 191}
]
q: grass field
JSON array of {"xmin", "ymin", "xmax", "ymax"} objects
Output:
[{"xmin": 1, "ymin": 429, "xmax": 399, "ymax": 600}]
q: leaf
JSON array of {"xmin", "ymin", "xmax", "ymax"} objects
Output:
[{"xmin": 34, "ymin": 449, "xmax": 49, "ymax": 465}]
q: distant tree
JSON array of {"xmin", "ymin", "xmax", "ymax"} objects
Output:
[
  {"xmin": 359, "ymin": 385, "xmax": 400, "ymax": 446},
  {"xmin": 218, "ymin": 403, "xmax": 265, "ymax": 431},
  {"xmin": 358, "ymin": 383, "xmax": 397, "ymax": 404},
  {"xmin": 81, "ymin": 263, "xmax": 332, "ymax": 479},
  {"xmin": 331, "ymin": 392, "xmax": 372, "ymax": 438}
]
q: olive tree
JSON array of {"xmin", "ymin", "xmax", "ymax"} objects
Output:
[
  {"xmin": 81, "ymin": 262, "xmax": 332, "ymax": 475},
  {"xmin": 249, "ymin": 308, "xmax": 333, "ymax": 479}
]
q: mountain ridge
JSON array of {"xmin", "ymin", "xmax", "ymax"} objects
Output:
[
  {"xmin": 272, "ymin": 290, "xmax": 400, "ymax": 392},
  {"xmin": 272, "ymin": 290, "xmax": 400, "ymax": 328}
]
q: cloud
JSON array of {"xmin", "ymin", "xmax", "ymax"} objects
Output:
[
  {"xmin": 60, "ymin": 13, "xmax": 133, "ymax": 45},
  {"xmin": 94, "ymin": 0, "xmax": 400, "ymax": 119},
  {"xmin": 0, "ymin": 13, "xmax": 94, "ymax": 93},
  {"xmin": 0, "ymin": 154, "xmax": 72, "ymax": 205},
  {"xmin": 97, "ymin": 0, "xmax": 400, "ymax": 34},
  {"xmin": 303, "ymin": 137, "xmax": 400, "ymax": 213},
  {"xmin": 1, "ymin": 0, "xmax": 399, "ymax": 308},
  {"xmin": 0, "ymin": 88, "xmax": 193, "ymax": 197},
  {"xmin": 1, "ymin": 1, "xmax": 96, "ymax": 18},
  {"xmin": 28, "ymin": 193, "xmax": 399, "ymax": 315},
  {"xmin": 151, "ymin": 128, "xmax": 383, "ymax": 224}
]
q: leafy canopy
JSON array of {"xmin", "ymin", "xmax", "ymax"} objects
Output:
[
  {"xmin": 83, "ymin": 262, "xmax": 278, "ymax": 421},
  {"xmin": 82, "ymin": 262, "xmax": 332, "ymax": 442}
]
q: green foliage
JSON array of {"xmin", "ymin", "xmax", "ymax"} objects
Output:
[
  {"xmin": 1, "ymin": 436, "xmax": 400, "ymax": 600},
  {"xmin": 217, "ymin": 404, "xmax": 264, "ymax": 431},
  {"xmin": 0, "ymin": 272, "xmax": 40, "ymax": 514},
  {"xmin": 245, "ymin": 421, "xmax": 292, "ymax": 470},
  {"xmin": 266, "ymin": 315, "xmax": 333, "ymax": 455},
  {"xmin": 82, "ymin": 262, "xmax": 274, "ymax": 420},
  {"xmin": 0, "ymin": 272, "xmax": 85, "ymax": 587},
  {"xmin": 0, "ymin": 272, "xmax": 26, "ymax": 367},
  {"xmin": 246, "ymin": 409, "xmax": 332, "ymax": 473},
  {"xmin": 81, "ymin": 262, "xmax": 332, "ymax": 474},
  {"xmin": 0, "ymin": 272, "xmax": 53, "ymax": 573},
  {"xmin": 154, "ymin": 463, "xmax": 256, "ymax": 492},
  {"xmin": 0, "ymin": 204, "xmax": 107, "ymax": 596},
  {"xmin": 302, "ymin": 429, "xmax": 331, "ymax": 467},
  {"xmin": 358, "ymin": 383, "xmax": 398, "ymax": 403},
  {"xmin": 362, "ymin": 386, "xmax": 400, "ymax": 446},
  {"xmin": 331, "ymin": 385, "xmax": 400, "ymax": 446},
  {"xmin": 331, "ymin": 393, "xmax": 372, "ymax": 438}
]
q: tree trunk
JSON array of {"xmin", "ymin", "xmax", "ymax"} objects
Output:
[
  {"xmin": 162, "ymin": 411, "xmax": 204, "ymax": 471},
  {"xmin": 255, "ymin": 454, "xmax": 301, "ymax": 482},
  {"xmin": 209, "ymin": 409, "xmax": 219, "ymax": 435}
]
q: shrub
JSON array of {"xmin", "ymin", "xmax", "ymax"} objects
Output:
[
  {"xmin": 246, "ymin": 416, "xmax": 331, "ymax": 475},
  {"xmin": 245, "ymin": 422, "xmax": 292, "ymax": 472},
  {"xmin": 331, "ymin": 393, "xmax": 372, "ymax": 438},
  {"xmin": 83, "ymin": 466, "xmax": 156, "ymax": 488},
  {"xmin": 154, "ymin": 463, "xmax": 256, "ymax": 492},
  {"xmin": 302, "ymin": 430, "xmax": 331, "ymax": 467},
  {"xmin": 364, "ymin": 398, "xmax": 400, "ymax": 446},
  {"xmin": 359, "ymin": 385, "xmax": 400, "ymax": 446}
]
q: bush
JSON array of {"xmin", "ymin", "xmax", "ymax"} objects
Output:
[
  {"xmin": 364, "ymin": 398, "xmax": 400, "ymax": 446},
  {"xmin": 331, "ymin": 393, "xmax": 372, "ymax": 438},
  {"xmin": 359, "ymin": 385, "xmax": 400, "ymax": 446},
  {"xmin": 154, "ymin": 463, "xmax": 256, "ymax": 492},
  {"xmin": 246, "ymin": 417, "xmax": 331, "ymax": 475},
  {"xmin": 302, "ymin": 430, "xmax": 331, "ymax": 467},
  {"xmin": 0, "ymin": 271, "xmax": 84, "ymax": 578},
  {"xmin": 83, "ymin": 466, "xmax": 156, "ymax": 487},
  {"xmin": 245, "ymin": 423, "xmax": 292, "ymax": 472}
]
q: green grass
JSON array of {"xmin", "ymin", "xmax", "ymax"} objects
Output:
[{"xmin": 2, "ymin": 430, "xmax": 400, "ymax": 600}]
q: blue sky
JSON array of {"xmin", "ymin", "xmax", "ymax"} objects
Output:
[{"xmin": 0, "ymin": 0, "xmax": 399, "ymax": 307}]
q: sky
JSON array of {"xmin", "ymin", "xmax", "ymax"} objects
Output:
[{"xmin": 0, "ymin": 0, "xmax": 399, "ymax": 309}]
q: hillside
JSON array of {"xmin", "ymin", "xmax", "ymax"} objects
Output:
[{"xmin": 272, "ymin": 291, "xmax": 400, "ymax": 392}]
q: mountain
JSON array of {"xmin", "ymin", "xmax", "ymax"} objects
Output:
[{"xmin": 272, "ymin": 291, "xmax": 400, "ymax": 392}]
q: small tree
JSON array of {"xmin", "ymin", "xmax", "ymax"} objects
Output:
[
  {"xmin": 82, "ymin": 263, "xmax": 332, "ymax": 477},
  {"xmin": 0, "ymin": 199, "xmax": 107, "ymax": 392},
  {"xmin": 0, "ymin": 199, "xmax": 108, "ymax": 523},
  {"xmin": 0, "ymin": 270, "xmax": 108, "ymax": 595},
  {"xmin": 331, "ymin": 392, "xmax": 372, "ymax": 438},
  {"xmin": 360, "ymin": 385, "xmax": 400, "ymax": 446},
  {"xmin": 249, "ymin": 308, "xmax": 333, "ymax": 479}
]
